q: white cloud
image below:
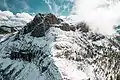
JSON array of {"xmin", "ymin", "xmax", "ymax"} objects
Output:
[
  {"xmin": 0, "ymin": 10, "xmax": 14, "ymax": 20},
  {"xmin": 70, "ymin": 0, "xmax": 120, "ymax": 35},
  {"xmin": 16, "ymin": 12, "xmax": 33, "ymax": 22},
  {"xmin": 0, "ymin": 10, "xmax": 34, "ymax": 27}
]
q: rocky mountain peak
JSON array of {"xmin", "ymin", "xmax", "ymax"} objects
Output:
[
  {"xmin": 22, "ymin": 13, "xmax": 62, "ymax": 37},
  {"xmin": 21, "ymin": 13, "xmax": 91, "ymax": 38}
]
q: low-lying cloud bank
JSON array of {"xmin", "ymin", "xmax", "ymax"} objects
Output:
[
  {"xmin": 0, "ymin": 10, "xmax": 34, "ymax": 27},
  {"xmin": 70, "ymin": 0, "xmax": 120, "ymax": 35}
]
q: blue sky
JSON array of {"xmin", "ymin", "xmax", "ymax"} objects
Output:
[{"xmin": 0, "ymin": 0, "xmax": 74, "ymax": 15}]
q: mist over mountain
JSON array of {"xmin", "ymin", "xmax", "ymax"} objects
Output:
[{"xmin": 0, "ymin": 0, "xmax": 120, "ymax": 80}]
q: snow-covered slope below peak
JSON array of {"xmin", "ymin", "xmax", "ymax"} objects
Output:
[
  {"xmin": 50, "ymin": 28, "xmax": 120, "ymax": 80},
  {"xmin": 0, "ymin": 28, "xmax": 63, "ymax": 80},
  {"xmin": 0, "ymin": 13, "xmax": 120, "ymax": 80}
]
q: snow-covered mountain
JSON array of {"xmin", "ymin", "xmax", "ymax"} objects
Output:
[{"xmin": 0, "ymin": 13, "xmax": 120, "ymax": 80}]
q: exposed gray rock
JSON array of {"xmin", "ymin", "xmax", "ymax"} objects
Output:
[
  {"xmin": 23, "ymin": 13, "xmax": 59, "ymax": 35},
  {"xmin": 31, "ymin": 23, "xmax": 46, "ymax": 37},
  {"xmin": 22, "ymin": 13, "xmax": 75, "ymax": 37},
  {"xmin": 76, "ymin": 22, "xmax": 89, "ymax": 32},
  {"xmin": 0, "ymin": 25, "xmax": 16, "ymax": 34}
]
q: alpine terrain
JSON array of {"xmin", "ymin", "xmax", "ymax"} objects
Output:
[{"xmin": 0, "ymin": 13, "xmax": 120, "ymax": 80}]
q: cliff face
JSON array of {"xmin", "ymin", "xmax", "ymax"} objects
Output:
[{"xmin": 0, "ymin": 13, "xmax": 120, "ymax": 80}]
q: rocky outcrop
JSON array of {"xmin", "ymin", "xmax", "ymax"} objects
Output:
[
  {"xmin": 115, "ymin": 25, "xmax": 120, "ymax": 34},
  {"xmin": 23, "ymin": 13, "xmax": 60, "ymax": 36},
  {"xmin": 0, "ymin": 25, "xmax": 15, "ymax": 34},
  {"xmin": 22, "ymin": 13, "xmax": 75, "ymax": 37},
  {"xmin": 0, "ymin": 27, "xmax": 9, "ymax": 34},
  {"xmin": 0, "ymin": 25, "xmax": 22, "ymax": 34},
  {"xmin": 76, "ymin": 22, "xmax": 89, "ymax": 33},
  {"xmin": 30, "ymin": 23, "xmax": 46, "ymax": 37}
]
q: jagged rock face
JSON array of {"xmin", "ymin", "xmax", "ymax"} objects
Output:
[
  {"xmin": 76, "ymin": 22, "xmax": 89, "ymax": 33},
  {"xmin": 22, "ymin": 13, "xmax": 59, "ymax": 37},
  {"xmin": 0, "ymin": 25, "xmax": 22, "ymax": 35},
  {"xmin": 30, "ymin": 23, "xmax": 46, "ymax": 37},
  {"xmin": 0, "ymin": 25, "xmax": 16, "ymax": 34},
  {"xmin": 115, "ymin": 25, "xmax": 120, "ymax": 34},
  {"xmin": 0, "ymin": 27, "xmax": 9, "ymax": 34},
  {"xmin": 0, "ymin": 13, "xmax": 120, "ymax": 80},
  {"xmin": 22, "ymin": 13, "xmax": 73, "ymax": 37}
]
